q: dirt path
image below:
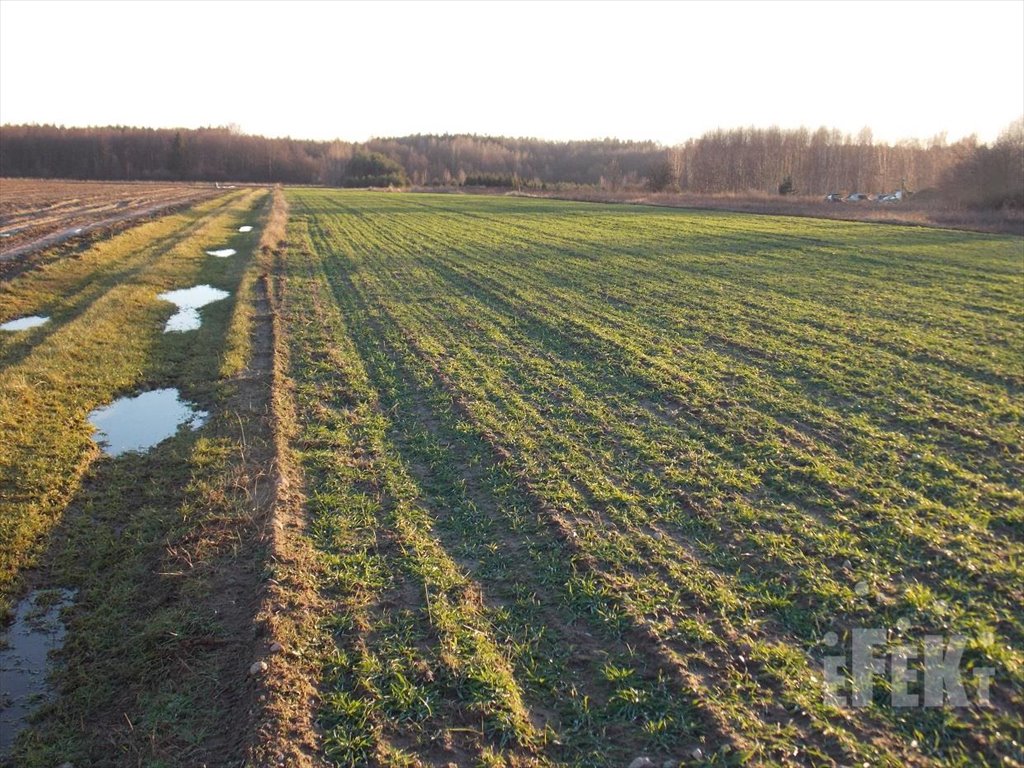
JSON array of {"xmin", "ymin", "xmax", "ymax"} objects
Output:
[
  {"xmin": 242, "ymin": 193, "xmax": 328, "ymax": 767},
  {"xmin": 199, "ymin": 271, "xmax": 284, "ymax": 762}
]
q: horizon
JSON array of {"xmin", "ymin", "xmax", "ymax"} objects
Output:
[
  {"xmin": 2, "ymin": 120, "xmax": 1016, "ymax": 149},
  {"xmin": 1, "ymin": 0, "xmax": 1022, "ymax": 147}
]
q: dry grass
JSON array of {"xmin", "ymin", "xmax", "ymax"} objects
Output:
[{"xmin": 258, "ymin": 186, "xmax": 290, "ymax": 256}]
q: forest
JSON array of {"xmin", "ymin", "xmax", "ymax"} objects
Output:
[{"xmin": 1, "ymin": 121, "xmax": 1021, "ymax": 207}]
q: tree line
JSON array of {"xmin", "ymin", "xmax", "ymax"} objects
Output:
[{"xmin": 1, "ymin": 121, "xmax": 1020, "ymax": 207}]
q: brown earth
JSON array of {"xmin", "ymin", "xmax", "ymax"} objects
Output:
[{"xmin": 0, "ymin": 178, "xmax": 226, "ymax": 268}]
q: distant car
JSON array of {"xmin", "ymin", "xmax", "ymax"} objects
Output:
[
  {"xmin": 846, "ymin": 193, "xmax": 869, "ymax": 202},
  {"xmin": 877, "ymin": 194, "xmax": 899, "ymax": 203},
  {"xmin": 824, "ymin": 193, "xmax": 843, "ymax": 203}
]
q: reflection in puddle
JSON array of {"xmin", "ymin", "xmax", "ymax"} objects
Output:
[
  {"xmin": 0, "ymin": 588, "xmax": 76, "ymax": 754},
  {"xmin": 238, "ymin": 225, "xmax": 253, "ymax": 233},
  {"xmin": 205, "ymin": 248, "xmax": 237, "ymax": 258},
  {"xmin": 88, "ymin": 388, "xmax": 207, "ymax": 456},
  {"xmin": 157, "ymin": 284, "xmax": 229, "ymax": 332},
  {"xmin": 0, "ymin": 315, "xmax": 50, "ymax": 331}
]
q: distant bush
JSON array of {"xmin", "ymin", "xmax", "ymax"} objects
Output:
[
  {"xmin": 338, "ymin": 151, "xmax": 408, "ymax": 188},
  {"xmin": 778, "ymin": 175, "xmax": 795, "ymax": 195},
  {"xmin": 646, "ymin": 158, "xmax": 676, "ymax": 192},
  {"xmin": 463, "ymin": 173, "xmax": 516, "ymax": 188}
]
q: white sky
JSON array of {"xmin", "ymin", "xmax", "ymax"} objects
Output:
[{"xmin": 1, "ymin": 0, "xmax": 1021, "ymax": 145}]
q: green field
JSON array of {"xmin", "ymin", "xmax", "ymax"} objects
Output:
[{"xmin": 1, "ymin": 188, "xmax": 1022, "ymax": 767}]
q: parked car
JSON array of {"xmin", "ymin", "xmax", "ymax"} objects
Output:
[
  {"xmin": 846, "ymin": 193, "xmax": 869, "ymax": 202},
  {"xmin": 824, "ymin": 193, "xmax": 843, "ymax": 203},
  {"xmin": 877, "ymin": 190, "xmax": 904, "ymax": 203}
]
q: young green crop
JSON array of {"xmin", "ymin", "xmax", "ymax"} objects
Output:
[
  {"xmin": 277, "ymin": 189, "xmax": 1022, "ymax": 766},
  {"xmin": 5, "ymin": 185, "xmax": 1017, "ymax": 767}
]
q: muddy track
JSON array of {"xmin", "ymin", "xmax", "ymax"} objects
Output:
[
  {"xmin": 0, "ymin": 189, "xmax": 291, "ymax": 766},
  {"xmin": 242, "ymin": 197, "xmax": 329, "ymax": 768},
  {"xmin": 200, "ymin": 270, "xmax": 281, "ymax": 763},
  {"xmin": 170, "ymin": 255, "xmax": 306, "ymax": 766}
]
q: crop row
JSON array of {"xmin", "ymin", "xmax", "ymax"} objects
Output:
[{"xmin": 277, "ymin": 190, "xmax": 1022, "ymax": 766}]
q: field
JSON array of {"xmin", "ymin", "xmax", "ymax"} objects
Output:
[
  {"xmin": 0, "ymin": 178, "xmax": 223, "ymax": 272},
  {"xmin": 0, "ymin": 186, "xmax": 278, "ymax": 765},
  {"xmin": 0, "ymin": 188, "xmax": 1021, "ymax": 767},
  {"xmin": 509, "ymin": 188, "xmax": 1024, "ymax": 236}
]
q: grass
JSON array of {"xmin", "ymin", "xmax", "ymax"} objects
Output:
[
  {"xmin": 0, "ymin": 190, "xmax": 250, "ymax": 607},
  {"xmin": 0, "ymin": 186, "xmax": 1020, "ymax": 766},
  {"xmin": 0, "ymin": 187, "xmax": 283, "ymax": 765},
  {"xmin": 516, "ymin": 188, "xmax": 1024, "ymax": 236},
  {"xmin": 275, "ymin": 189, "xmax": 1022, "ymax": 766}
]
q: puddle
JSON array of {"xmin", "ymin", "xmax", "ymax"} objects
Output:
[
  {"xmin": 87, "ymin": 388, "xmax": 208, "ymax": 456},
  {"xmin": 238, "ymin": 225, "xmax": 253, "ymax": 233},
  {"xmin": 157, "ymin": 284, "xmax": 229, "ymax": 332},
  {"xmin": 0, "ymin": 588, "xmax": 76, "ymax": 754},
  {"xmin": 205, "ymin": 248, "xmax": 237, "ymax": 258},
  {"xmin": 0, "ymin": 315, "xmax": 50, "ymax": 331}
]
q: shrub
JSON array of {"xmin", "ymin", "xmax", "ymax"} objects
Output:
[{"xmin": 338, "ymin": 151, "xmax": 408, "ymax": 188}]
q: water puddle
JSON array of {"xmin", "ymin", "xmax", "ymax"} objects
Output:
[
  {"xmin": 0, "ymin": 315, "xmax": 50, "ymax": 331},
  {"xmin": 205, "ymin": 248, "xmax": 237, "ymax": 258},
  {"xmin": 238, "ymin": 225, "xmax": 253, "ymax": 233},
  {"xmin": 157, "ymin": 284, "xmax": 229, "ymax": 332},
  {"xmin": 0, "ymin": 588, "xmax": 76, "ymax": 754},
  {"xmin": 87, "ymin": 388, "xmax": 208, "ymax": 456}
]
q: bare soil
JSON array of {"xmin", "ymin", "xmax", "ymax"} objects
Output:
[{"xmin": 0, "ymin": 178, "xmax": 225, "ymax": 263}]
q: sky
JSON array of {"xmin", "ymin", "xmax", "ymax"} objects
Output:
[{"xmin": 1, "ymin": 0, "xmax": 1022, "ymax": 146}]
